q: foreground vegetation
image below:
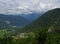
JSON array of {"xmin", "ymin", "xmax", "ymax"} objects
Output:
[{"xmin": 0, "ymin": 28, "xmax": 60, "ymax": 44}]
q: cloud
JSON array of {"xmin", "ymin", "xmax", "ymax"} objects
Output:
[{"xmin": 0, "ymin": 0, "xmax": 60, "ymax": 15}]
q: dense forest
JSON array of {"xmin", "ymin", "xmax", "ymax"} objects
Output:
[{"xmin": 0, "ymin": 8, "xmax": 60, "ymax": 44}]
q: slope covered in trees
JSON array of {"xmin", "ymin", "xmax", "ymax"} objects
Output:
[
  {"xmin": 20, "ymin": 8, "xmax": 60, "ymax": 32},
  {"xmin": 14, "ymin": 8, "xmax": 60, "ymax": 44}
]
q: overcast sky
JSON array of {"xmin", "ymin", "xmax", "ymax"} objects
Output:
[{"xmin": 0, "ymin": 0, "xmax": 60, "ymax": 15}]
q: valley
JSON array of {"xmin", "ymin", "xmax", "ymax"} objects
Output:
[{"xmin": 0, "ymin": 8, "xmax": 60, "ymax": 44}]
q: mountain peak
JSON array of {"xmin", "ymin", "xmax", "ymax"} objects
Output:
[
  {"xmin": 54, "ymin": 8, "xmax": 60, "ymax": 10},
  {"xmin": 49, "ymin": 8, "xmax": 60, "ymax": 12}
]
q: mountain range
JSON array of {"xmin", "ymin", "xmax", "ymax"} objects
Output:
[
  {"xmin": 0, "ymin": 8, "xmax": 60, "ymax": 38},
  {"xmin": 0, "ymin": 8, "xmax": 60, "ymax": 33},
  {"xmin": 20, "ymin": 13, "xmax": 42, "ymax": 21},
  {"xmin": 0, "ymin": 12, "xmax": 43, "ymax": 28}
]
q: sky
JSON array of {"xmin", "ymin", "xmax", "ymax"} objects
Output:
[{"xmin": 0, "ymin": 0, "xmax": 60, "ymax": 15}]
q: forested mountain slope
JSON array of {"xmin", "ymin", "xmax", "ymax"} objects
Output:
[{"xmin": 20, "ymin": 8, "xmax": 60, "ymax": 32}]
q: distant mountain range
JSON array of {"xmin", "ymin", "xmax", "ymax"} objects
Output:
[
  {"xmin": 0, "ymin": 12, "xmax": 43, "ymax": 28},
  {"xmin": 0, "ymin": 14, "xmax": 30, "ymax": 28},
  {"xmin": 19, "ymin": 8, "xmax": 60, "ymax": 32},
  {"xmin": 20, "ymin": 13, "xmax": 43, "ymax": 21}
]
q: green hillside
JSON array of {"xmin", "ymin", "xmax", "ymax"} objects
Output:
[
  {"xmin": 19, "ymin": 8, "xmax": 60, "ymax": 32},
  {"xmin": 11, "ymin": 8, "xmax": 60, "ymax": 44}
]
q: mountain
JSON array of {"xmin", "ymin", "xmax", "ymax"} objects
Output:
[
  {"xmin": 19, "ymin": 8, "xmax": 60, "ymax": 32},
  {"xmin": 0, "ymin": 14, "xmax": 30, "ymax": 28},
  {"xmin": 20, "ymin": 13, "xmax": 43, "ymax": 22}
]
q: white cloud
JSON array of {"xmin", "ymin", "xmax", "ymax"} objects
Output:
[
  {"xmin": 17, "ymin": 5, "xmax": 29, "ymax": 10},
  {"xmin": 0, "ymin": 0, "xmax": 60, "ymax": 15}
]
